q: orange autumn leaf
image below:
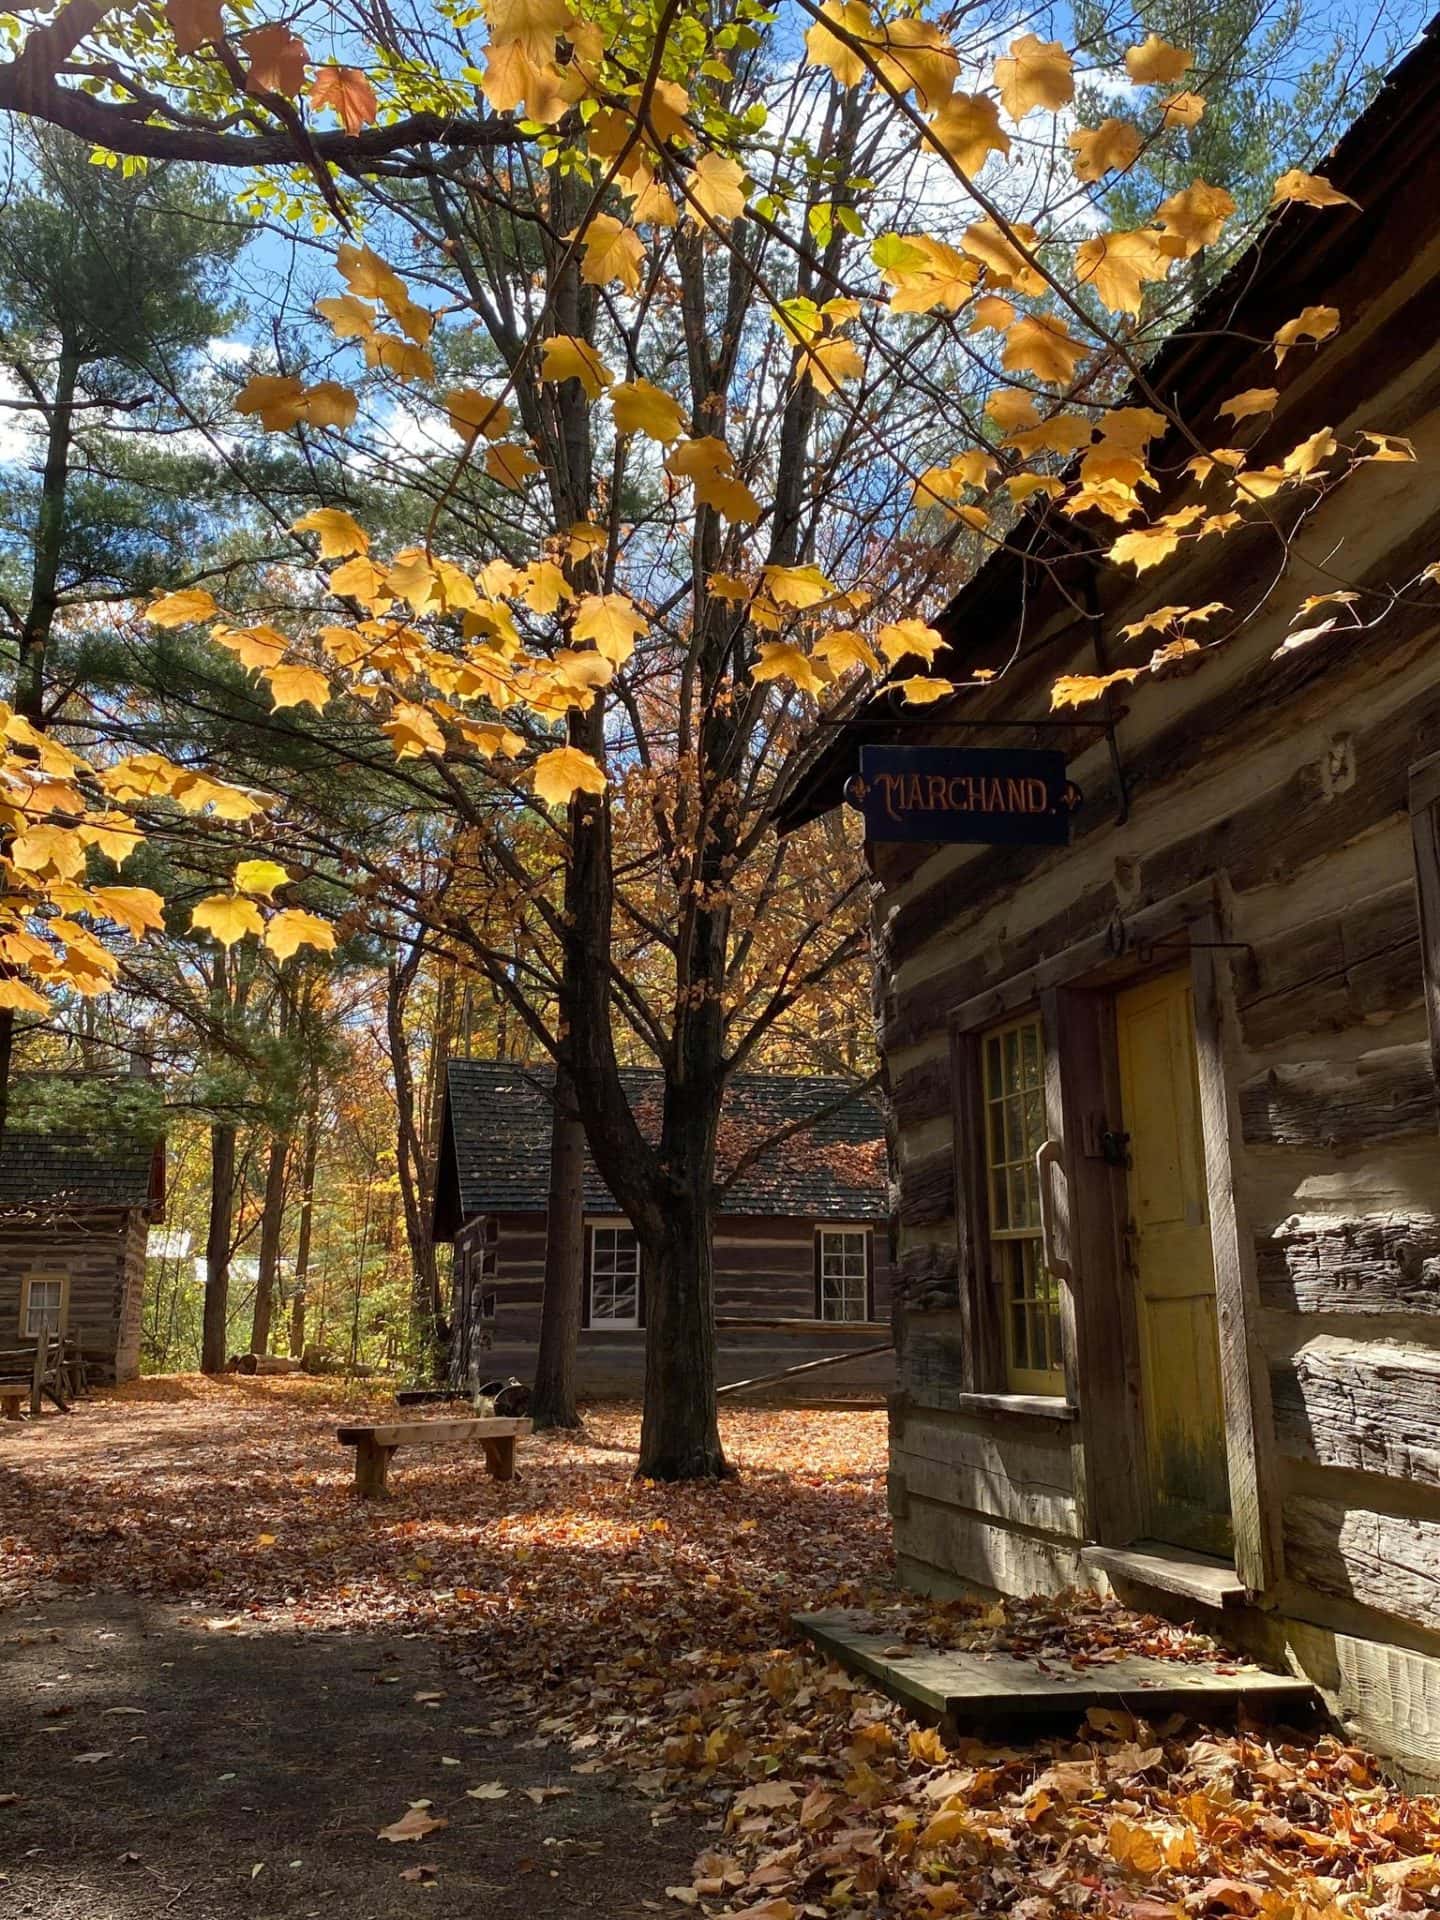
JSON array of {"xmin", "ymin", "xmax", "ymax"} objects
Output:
[{"xmin": 310, "ymin": 66, "xmax": 379, "ymax": 135}]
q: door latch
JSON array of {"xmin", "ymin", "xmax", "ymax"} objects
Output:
[{"xmin": 1100, "ymin": 1128, "xmax": 1131, "ymax": 1169}]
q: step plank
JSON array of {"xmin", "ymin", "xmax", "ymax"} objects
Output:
[{"xmin": 795, "ymin": 1609, "xmax": 1317, "ymax": 1727}]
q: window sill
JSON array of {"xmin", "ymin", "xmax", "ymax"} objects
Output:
[{"xmin": 904, "ymin": 1385, "xmax": 1077, "ymax": 1424}]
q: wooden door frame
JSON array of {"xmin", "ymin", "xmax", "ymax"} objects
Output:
[{"xmin": 948, "ymin": 878, "xmax": 1283, "ymax": 1594}]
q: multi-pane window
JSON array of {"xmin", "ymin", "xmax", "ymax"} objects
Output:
[
  {"xmin": 982, "ymin": 1015, "xmax": 1064, "ymax": 1394},
  {"xmin": 818, "ymin": 1229, "xmax": 870, "ymax": 1322},
  {"xmin": 22, "ymin": 1276, "xmax": 64, "ymax": 1339},
  {"xmin": 589, "ymin": 1225, "xmax": 640, "ymax": 1326}
]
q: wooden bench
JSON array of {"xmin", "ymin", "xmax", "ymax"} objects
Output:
[
  {"xmin": 335, "ymin": 1417, "xmax": 532, "ymax": 1497},
  {"xmin": 0, "ymin": 1384, "xmax": 27, "ymax": 1422}
]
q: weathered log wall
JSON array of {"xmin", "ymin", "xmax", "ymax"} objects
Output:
[
  {"xmin": 0, "ymin": 1211, "xmax": 146, "ymax": 1384},
  {"xmin": 878, "ymin": 214, "xmax": 1440, "ymax": 1778},
  {"xmin": 453, "ymin": 1210, "xmax": 896, "ymax": 1397}
]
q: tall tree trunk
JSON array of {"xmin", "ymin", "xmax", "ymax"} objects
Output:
[
  {"xmin": 202, "ymin": 1121, "xmax": 237, "ymax": 1374},
  {"xmin": 288, "ymin": 1103, "xmax": 319, "ymax": 1359},
  {"xmin": 531, "ymin": 1058, "xmax": 586, "ymax": 1429},
  {"xmin": 249, "ymin": 1131, "xmax": 289, "ymax": 1354},
  {"xmin": 387, "ymin": 953, "xmax": 444, "ymax": 1366},
  {"xmin": 0, "ymin": 337, "xmax": 81, "ymax": 1151}
]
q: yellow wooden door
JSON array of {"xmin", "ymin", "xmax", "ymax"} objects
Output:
[{"xmin": 1115, "ymin": 970, "xmax": 1232, "ymax": 1556}]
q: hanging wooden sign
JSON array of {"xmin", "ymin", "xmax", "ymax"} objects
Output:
[{"xmin": 847, "ymin": 746, "xmax": 1082, "ymax": 845}]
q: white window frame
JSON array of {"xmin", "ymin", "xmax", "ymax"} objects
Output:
[
  {"xmin": 20, "ymin": 1271, "xmax": 69, "ymax": 1342},
  {"xmin": 817, "ymin": 1227, "xmax": 870, "ymax": 1323},
  {"xmin": 588, "ymin": 1220, "xmax": 641, "ymax": 1328}
]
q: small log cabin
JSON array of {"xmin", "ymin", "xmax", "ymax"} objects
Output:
[
  {"xmin": 0, "ymin": 1111, "xmax": 166, "ymax": 1384},
  {"xmin": 781, "ymin": 29, "xmax": 1440, "ymax": 1783},
  {"xmin": 431, "ymin": 1059, "xmax": 894, "ymax": 1396}
]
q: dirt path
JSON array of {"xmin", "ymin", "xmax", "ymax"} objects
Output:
[{"xmin": 1, "ymin": 1592, "xmax": 705, "ymax": 1917}]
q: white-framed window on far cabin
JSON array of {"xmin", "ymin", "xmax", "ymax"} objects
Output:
[
  {"xmin": 588, "ymin": 1223, "xmax": 641, "ymax": 1327},
  {"xmin": 982, "ymin": 1013, "xmax": 1065, "ymax": 1396},
  {"xmin": 20, "ymin": 1272, "xmax": 68, "ymax": 1342},
  {"xmin": 816, "ymin": 1228, "xmax": 870, "ymax": 1322}
]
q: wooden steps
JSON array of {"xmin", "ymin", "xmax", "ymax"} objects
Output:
[{"xmin": 794, "ymin": 1608, "xmax": 1318, "ymax": 1731}]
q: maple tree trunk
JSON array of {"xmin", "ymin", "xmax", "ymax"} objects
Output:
[
  {"xmin": 249, "ymin": 1130, "xmax": 289, "ymax": 1355},
  {"xmin": 531, "ymin": 1058, "xmax": 585, "ymax": 1430},
  {"xmin": 637, "ymin": 1180, "xmax": 726, "ymax": 1482},
  {"xmin": 202, "ymin": 1121, "xmax": 237, "ymax": 1375},
  {"xmin": 387, "ymin": 953, "xmax": 445, "ymax": 1367},
  {"xmin": 288, "ymin": 1104, "xmax": 319, "ymax": 1359}
]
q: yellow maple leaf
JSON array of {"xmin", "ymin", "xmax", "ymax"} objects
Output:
[
  {"xmin": 1123, "ymin": 33, "xmax": 1192, "ymax": 84},
  {"xmin": 751, "ymin": 641, "xmax": 825, "ymax": 697},
  {"xmin": 292, "ymin": 508, "xmax": 368, "ymax": 558},
  {"xmin": 337, "ymin": 241, "xmax": 408, "ymax": 309},
  {"xmin": 761, "ymin": 564, "xmax": 835, "ymax": 610},
  {"xmin": 540, "ymin": 335, "xmax": 613, "ymax": 400},
  {"xmin": 0, "ymin": 977, "xmax": 50, "ymax": 1012},
  {"xmin": 572, "ymin": 592, "xmax": 645, "ymax": 664},
  {"xmin": 233, "ymin": 858, "xmax": 290, "ymax": 900},
  {"xmin": 898, "ymin": 675, "xmax": 956, "ymax": 705},
  {"xmin": 877, "ymin": 618, "xmax": 943, "ymax": 666},
  {"xmin": 1270, "ymin": 170, "xmax": 1359, "ymax": 212},
  {"xmin": 10, "ymin": 824, "xmax": 85, "ymax": 878},
  {"xmin": 1002, "ymin": 313, "xmax": 1088, "ymax": 384},
  {"xmin": 577, "ymin": 214, "xmax": 645, "ymax": 292},
  {"xmin": 328, "ymin": 556, "xmax": 392, "ymax": 611},
  {"xmin": 517, "ymin": 561, "xmax": 572, "ymax": 615},
  {"xmin": 1161, "ymin": 90, "xmax": 1206, "ymax": 128},
  {"xmin": 688, "ymin": 152, "xmax": 747, "ymax": 224},
  {"xmin": 1358, "ymin": 431, "xmax": 1416, "ymax": 463},
  {"xmin": 879, "ymin": 234, "xmax": 979, "ymax": 314},
  {"xmin": 1109, "ymin": 523, "xmax": 1184, "ymax": 573},
  {"xmin": 875, "ymin": 17, "xmax": 958, "ymax": 110},
  {"xmin": 1051, "ymin": 668, "xmax": 1142, "ymax": 710},
  {"xmin": 264, "ymin": 908, "xmax": 336, "ymax": 962},
  {"xmin": 363, "ymin": 336, "xmax": 434, "ymax": 383},
  {"xmin": 315, "ymin": 294, "xmax": 374, "ymax": 340},
  {"xmin": 234, "ymin": 373, "xmax": 305, "ymax": 430},
  {"xmin": 611, "ymin": 380, "xmax": 686, "ymax": 444},
  {"xmin": 963, "ymin": 218, "xmax": 1045, "ymax": 296},
  {"xmin": 1068, "ymin": 118, "xmax": 1141, "ymax": 184},
  {"xmin": 928, "ymin": 92, "xmax": 1009, "ymax": 174},
  {"xmin": 566, "ymin": 523, "xmax": 607, "ymax": 564},
  {"xmin": 1074, "ymin": 228, "xmax": 1173, "ymax": 316},
  {"xmin": 994, "ymin": 35, "xmax": 1073, "ymax": 118},
  {"xmin": 89, "ymin": 886, "xmax": 166, "ymax": 939},
  {"xmin": 149, "ymin": 588, "xmax": 219, "ymax": 628},
  {"xmin": 191, "ymin": 893, "xmax": 264, "ymax": 947},
  {"xmin": 446, "ymin": 389, "xmax": 512, "ymax": 443},
  {"xmin": 383, "ymin": 700, "xmax": 446, "ymax": 759},
  {"xmin": 799, "ymin": 335, "xmax": 865, "ymax": 395},
  {"xmin": 812, "ymin": 628, "xmax": 880, "ymax": 674},
  {"xmin": 986, "ymin": 389, "xmax": 1039, "ymax": 433},
  {"xmin": 1218, "ymin": 387, "xmax": 1279, "ymax": 423},
  {"xmin": 1008, "ymin": 473, "xmax": 1063, "ymax": 503},
  {"xmin": 485, "ymin": 444, "xmax": 540, "ymax": 489},
  {"xmin": 1273, "ymin": 304, "xmax": 1339, "ymax": 365},
  {"xmin": 532, "ymin": 744, "xmax": 606, "ymax": 806},
  {"xmin": 265, "ymin": 664, "xmax": 330, "ymax": 711},
  {"xmin": 1158, "ymin": 179, "xmax": 1236, "ymax": 256},
  {"xmin": 803, "ymin": 0, "xmax": 873, "ymax": 87}
]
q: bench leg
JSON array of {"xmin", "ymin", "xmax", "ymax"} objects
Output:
[
  {"xmin": 354, "ymin": 1439, "xmax": 396, "ymax": 1497},
  {"xmin": 2, "ymin": 1398, "xmax": 21, "ymax": 1422},
  {"xmin": 481, "ymin": 1437, "xmax": 516, "ymax": 1482}
]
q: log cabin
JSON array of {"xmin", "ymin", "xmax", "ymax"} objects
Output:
[
  {"xmin": 779, "ymin": 26, "xmax": 1440, "ymax": 1783},
  {"xmin": 0, "ymin": 1105, "xmax": 165, "ymax": 1385},
  {"xmin": 431, "ymin": 1058, "xmax": 894, "ymax": 1397}
]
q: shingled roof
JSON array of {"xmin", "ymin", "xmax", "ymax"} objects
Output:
[
  {"xmin": 0, "ymin": 1125, "xmax": 164, "ymax": 1219},
  {"xmin": 432, "ymin": 1059, "xmax": 887, "ymax": 1238}
]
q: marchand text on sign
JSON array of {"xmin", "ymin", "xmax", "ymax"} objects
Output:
[{"xmin": 848, "ymin": 746, "xmax": 1082, "ymax": 845}]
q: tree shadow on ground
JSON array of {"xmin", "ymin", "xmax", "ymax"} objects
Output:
[{"xmin": 0, "ymin": 1593, "xmax": 707, "ymax": 1920}]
